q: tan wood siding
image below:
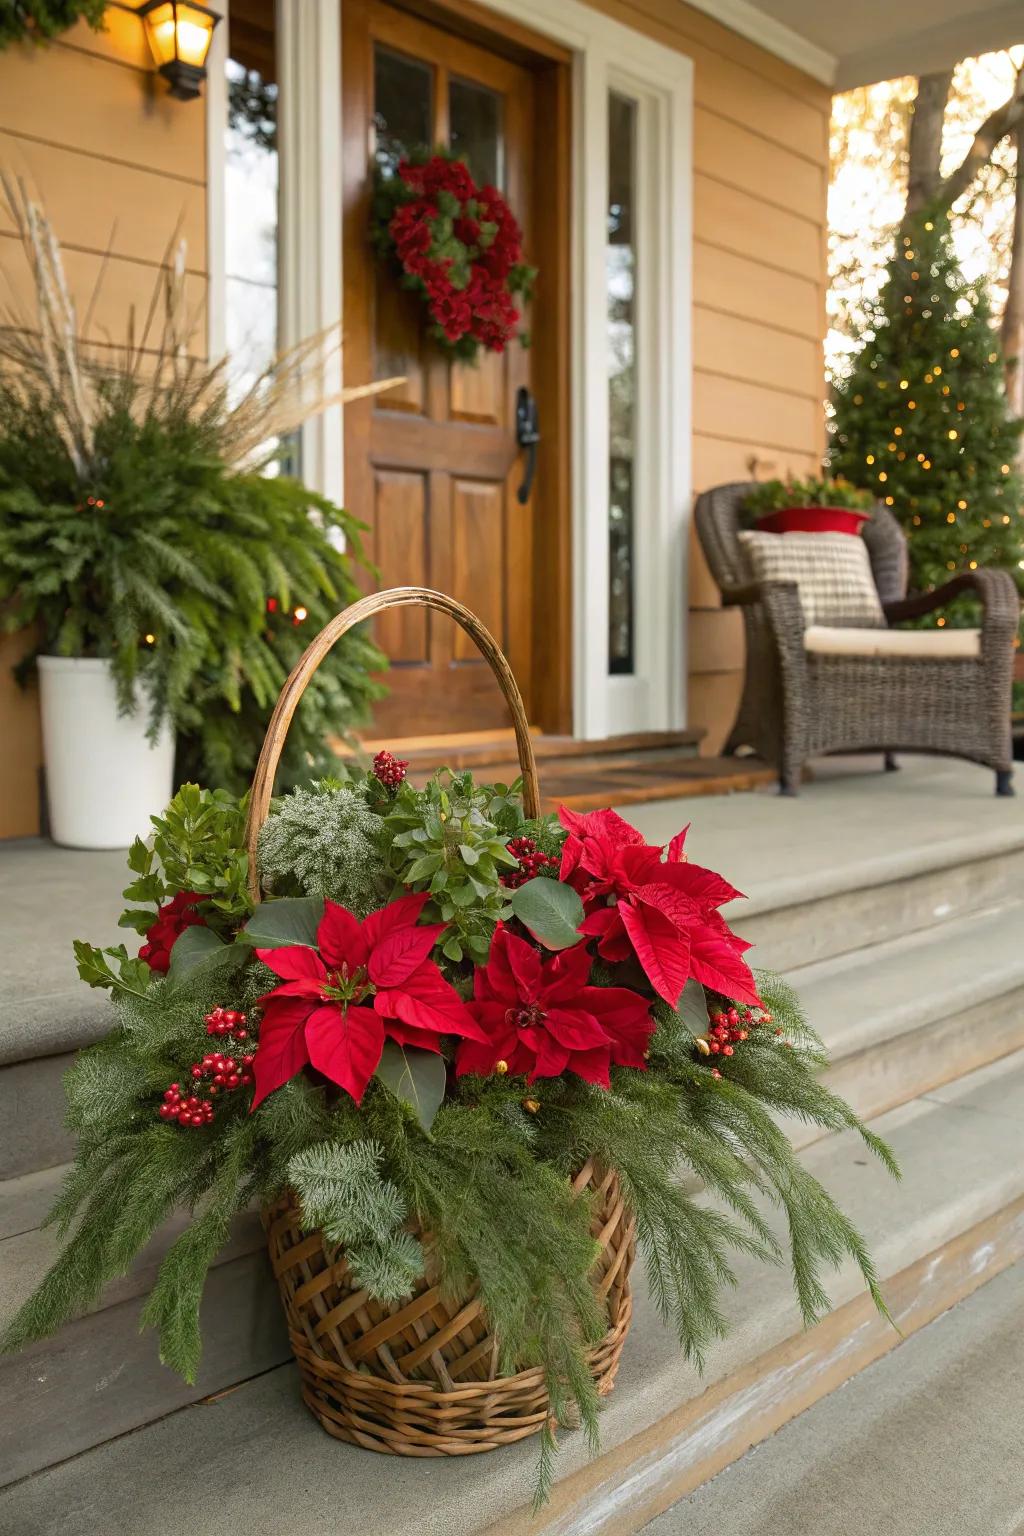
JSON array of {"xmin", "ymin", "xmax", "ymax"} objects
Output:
[
  {"xmin": 584, "ymin": 0, "xmax": 828, "ymax": 754},
  {"xmin": 0, "ymin": 13, "xmax": 208, "ymax": 835}
]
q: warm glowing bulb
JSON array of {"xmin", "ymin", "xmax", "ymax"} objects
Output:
[
  {"xmin": 912, "ymin": 515, "xmax": 921, "ymax": 525},
  {"xmin": 950, "ymin": 348, "xmax": 959, "ymax": 358},
  {"xmin": 957, "ymin": 500, "xmax": 967, "ymax": 510},
  {"xmin": 293, "ymin": 605, "xmax": 308, "ymax": 622},
  {"xmin": 933, "ymin": 366, "xmax": 942, "ymax": 376},
  {"xmin": 948, "ymin": 429, "xmax": 958, "ymax": 440},
  {"xmin": 884, "ymin": 495, "xmax": 894, "ymax": 505},
  {"xmin": 1001, "ymin": 464, "xmax": 1010, "ymax": 473},
  {"xmin": 878, "ymin": 472, "xmax": 887, "ymax": 482},
  {"xmin": 946, "ymin": 512, "xmax": 956, "ymax": 523},
  {"xmin": 894, "ymin": 426, "xmax": 903, "ymax": 436},
  {"xmin": 866, "ymin": 454, "xmax": 875, "ymax": 464},
  {"xmin": 937, "ymin": 617, "xmax": 946, "ymax": 626},
  {"xmin": 145, "ymin": 633, "xmax": 156, "ymax": 644},
  {"xmin": 969, "ymin": 560, "xmax": 978, "ymax": 570},
  {"xmin": 908, "ymin": 401, "xmax": 916, "ymax": 409},
  {"xmin": 899, "ymin": 380, "xmax": 909, "ymax": 389}
]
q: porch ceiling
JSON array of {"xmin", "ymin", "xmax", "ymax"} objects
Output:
[{"xmin": 690, "ymin": 0, "xmax": 1023, "ymax": 89}]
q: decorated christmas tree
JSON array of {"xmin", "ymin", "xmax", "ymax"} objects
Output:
[{"xmin": 830, "ymin": 213, "xmax": 1024, "ymax": 621}]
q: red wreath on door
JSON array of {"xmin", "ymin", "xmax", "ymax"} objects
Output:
[{"xmin": 370, "ymin": 152, "xmax": 535, "ymax": 363}]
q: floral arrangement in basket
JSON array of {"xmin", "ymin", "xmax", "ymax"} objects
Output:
[
  {"xmin": 370, "ymin": 150, "xmax": 535, "ymax": 361},
  {"xmin": 1, "ymin": 591, "xmax": 896, "ymax": 1503}
]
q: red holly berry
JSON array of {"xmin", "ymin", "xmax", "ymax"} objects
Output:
[{"xmin": 373, "ymin": 749, "xmax": 409, "ymax": 789}]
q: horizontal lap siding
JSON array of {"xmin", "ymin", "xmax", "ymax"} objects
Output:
[
  {"xmin": 587, "ymin": 0, "xmax": 829, "ymax": 752},
  {"xmin": 0, "ymin": 13, "xmax": 208, "ymax": 836}
]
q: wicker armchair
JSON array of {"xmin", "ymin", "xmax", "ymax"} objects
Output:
[{"xmin": 695, "ymin": 482, "xmax": 1020, "ymax": 796}]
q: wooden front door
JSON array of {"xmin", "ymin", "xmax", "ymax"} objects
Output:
[{"xmin": 342, "ymin": 0, "xmax": 554, "ymax": 738}]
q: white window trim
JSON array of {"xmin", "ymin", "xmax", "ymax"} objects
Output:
[{"xmin": 207, "ymin": 0, "xmax": 693, "ymax": 739}]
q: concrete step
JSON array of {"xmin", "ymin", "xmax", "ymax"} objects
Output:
[
  {"xmin": 0, "ymin": 1166, "xmax": 288, "ymax": 1486},
  {"xmin": 2, "ymin": 1052, "xmax": 1022, "ymax": 1534},
  {"xmin": 786, "ymin": 898, "xmax": 1024, "ymax": 1146},
  {"xmin": 642, "ymin": 1256, "xmax": 1024, "ymax": 1536}
]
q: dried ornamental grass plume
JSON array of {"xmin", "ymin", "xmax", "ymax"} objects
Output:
[
  {"xmin": 0, "ymin": 176, "xmax": 404, "ymax": 473},
  {"xmin": 258, "ymin": 784, "xmax": 389, "ymax": 915}
]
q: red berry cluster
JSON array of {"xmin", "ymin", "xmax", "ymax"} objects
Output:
[
  {"xmin": 501, "ymin": 835, "xmax": 560, "ymax": 889},
  {"xmin": 373, "ymin": 749, "xmax": 409, "ymax": 790},
  {"xmin": 701, "ymin": 1004, "xmax": 775, "ymax": 1079},
  {"xmin": 156, "ymin": 1007, "xmax": 256, "ymax": 1129},
  {"xmin": 205, "ymin": 1005, "xmax": 249, "ymax": 1041},
  {"xmin": 157, "ymin": 1052, "xmax": 256, "ymax": 1128},
  {"xmin": 385, "ymin": 156, "xmax": 528, "ymax": 352}
]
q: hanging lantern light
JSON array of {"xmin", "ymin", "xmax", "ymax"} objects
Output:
[{"xmin": 137, "ymin": 2, "xmax": 221, "ymax": 101}]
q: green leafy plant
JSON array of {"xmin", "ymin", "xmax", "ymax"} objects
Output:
[
  {"xmin": 742, "ymin": 475, "xmax": 875, "ymax": 520},
  {"xmin": 257, "ymin": 779, "xmax": 389, "ymax": 915},
  {"xmin": 383, "ymin": 770, "xmax": 520, "ymax": 963},
  {"xmin": 0, "ymin": 181, "xmax": 388, "ymax": 792},
  {"xmin": 0, "ymin": 0, "xmax": 105, "ymax": 49}
]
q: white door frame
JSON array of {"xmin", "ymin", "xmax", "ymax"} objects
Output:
[{"xmin": 209, "ymin": 0, "xmax": 693, "ymax": 739}]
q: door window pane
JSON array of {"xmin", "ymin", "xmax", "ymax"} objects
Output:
[
  {"xmin": 225, "ymin": 36, "xmax": 278, "ymax": 395},
  {"xmin": 607, "ymin": 93, "xmax": 637, "ymax": 676},
  {"xmin": 374, "ymin": 48, "xmax": 433, "ymax": 178},
  {"xmin": 449, "ymin": 77, "xmax": 502, "ymax": 187}
]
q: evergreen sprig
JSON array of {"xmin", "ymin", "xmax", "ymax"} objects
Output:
[{"xmin": 0, "ymin": 0, "xmax": 105, "ymax": 49}]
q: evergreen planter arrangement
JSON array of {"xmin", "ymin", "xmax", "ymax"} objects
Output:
[
  {"xmin": 2, "ymin": 590, "xmax": 897, "ymax": 1502},
  {"xmin": 0, "ymin": 182, "xmax": 391, "ymax": 845},
  {"xmin": 743, "ymin": 476, "xmax": 874, "ymax": 536}
]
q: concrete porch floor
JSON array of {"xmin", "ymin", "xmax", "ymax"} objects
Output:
[{"xmin": 2, "ymin": 752, "xmax": 1020, "ymax": 1068}]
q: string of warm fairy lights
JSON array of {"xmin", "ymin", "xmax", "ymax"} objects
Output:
[{"xmin": 843, "ymin": 213, "xmax": 1021, "ymax": 590}]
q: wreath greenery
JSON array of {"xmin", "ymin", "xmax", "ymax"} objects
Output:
[{"xmin": 371, "ymin": 150, "xmax": 535, "ymax": 363}]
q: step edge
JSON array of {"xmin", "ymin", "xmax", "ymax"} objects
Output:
[
  {"xmin": 504, "ymin": 1191, "xmax": 1024, "ymax": 1536},
  {"xmin": 737, "ymin": 831, "xmax": 1024, "ymax": 921}
]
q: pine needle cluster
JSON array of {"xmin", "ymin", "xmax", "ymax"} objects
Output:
[{"xmin": 0, "ymin": 1, "xmax": 106, "ymax": 48}]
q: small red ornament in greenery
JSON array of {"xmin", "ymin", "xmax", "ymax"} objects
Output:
[
  {"xmin": 456, "ymin": 926, "xmax": 654, "ymax": 1088},
  {"xmin": 253, "ymin": 892, "xmax": 486, "ymax": 1107},
  {"xmin": 138, "ymin": 890, "xmax": 205, "ymax": 973},
  {"xmin": 371, "ymin": 152, "xmax": 535, "ymax": 361},
  {"xmin": 372, "ymin": 749, "xmax": 409, "ymax": 790}
]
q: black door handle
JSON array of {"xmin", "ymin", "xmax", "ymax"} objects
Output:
[{"xmin": 515, "ymin": 385, "xmax": 539, "ymax": 505}]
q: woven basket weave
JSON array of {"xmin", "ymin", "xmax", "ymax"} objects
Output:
[{"xmin": 246, "ymin": 589, "xmax": 637, "ymax": 1456}]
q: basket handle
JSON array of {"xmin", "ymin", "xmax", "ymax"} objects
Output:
[{"xmin": 244, "ymin": 586, "xmax": 541, "ymax": 902}]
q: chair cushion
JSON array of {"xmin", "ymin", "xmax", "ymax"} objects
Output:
[
  {"xmin": 804, "ymin": 625, "xmax": 981, "ymax": 659},
  {"xmin": 737, "ymin": 530, "xmax": 885, "ymax": 628}
]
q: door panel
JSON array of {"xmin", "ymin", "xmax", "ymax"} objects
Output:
[{"xmin": 343, "ymin": 0, "xmax": 536, "ymax": 736}]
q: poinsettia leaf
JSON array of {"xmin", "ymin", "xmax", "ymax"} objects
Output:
[
  {"xmin": 677, "ymin": 977, "xmax": 709, "ymax": 1036},
  {"xmin": 619, "ymin": 900, "xmax": 690, "ymax": 1008},
  {"xmin": 510, "ymin": 877, "xmax": 584, "ymax": 950},
  {"xmin": 374, "ymin": 1041, "xmax": 446, "ymax": 1131},
  {"xmin": 240, "ymin": 896, "xmax": 324, "ymax": 950}
]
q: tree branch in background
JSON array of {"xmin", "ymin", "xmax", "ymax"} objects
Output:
[
  {"xmin": 1001, "ymin": 121, "xmax": 1024, "ymax": 418},
  {"xmin": 905, "ymin": 70, "xmax": 954, "ymax": 215}
]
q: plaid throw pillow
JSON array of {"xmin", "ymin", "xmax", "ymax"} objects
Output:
[{"xmin": 737, "ymin": 531, "xmax": 885, "ymax": 628}]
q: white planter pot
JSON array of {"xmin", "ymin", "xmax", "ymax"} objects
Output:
[{"xmin": 38, "ymin": 657, "xmax": 175, "ymax": 850}]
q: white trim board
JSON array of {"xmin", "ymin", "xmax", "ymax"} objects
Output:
[
  {"xmin": 476, "ymin": 0, "xmax": 694, "ymax": 738},
  {"xmin": 679, "ymin": 0, "xmax": 834, "ymax": 85}
]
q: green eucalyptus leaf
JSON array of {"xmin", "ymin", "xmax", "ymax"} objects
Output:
[
  {"xmin": 240, "ymin": 895, "xmax": 324, "ymax": 950},
  {"xmin": 373, "ymin": 1042, "xmax": 446, "ymax": 1131},
  {"xmin": 677, "ymin": 977, "xmax": 709, "ymax": 1035},
  {"xmin": 510, "ymin": 877, "xmax": 584, "ymax": 950},
  {"xmin": 459, "ymin": 843, "xmax": 480, "ymax": 865}
]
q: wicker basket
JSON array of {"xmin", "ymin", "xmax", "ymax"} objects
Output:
[{"xmin": 245, "ymin": 587, "xmax": 637, "ymax": 1457}]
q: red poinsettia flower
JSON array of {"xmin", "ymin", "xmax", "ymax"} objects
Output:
[
  {"xmin": 558, "ymin": 807, "xmax": 759, "ymax": 1009},
  {"xmin": 456, "ymin": 926, "xmax": 653, "ymax": 1089},
  {"xmin": 138, "ymin": 890, "xmax": 205, "ymax": 973},
  {"xmin": 252, "ymin": 893, "xmax": 485, "ymax": 1109}
]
